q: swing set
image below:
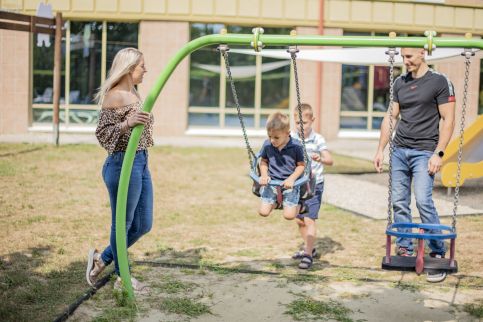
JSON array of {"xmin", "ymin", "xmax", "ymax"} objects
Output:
[{"xmin": 114, "ymin": 28, "xmax": 483, "ymax": 299}]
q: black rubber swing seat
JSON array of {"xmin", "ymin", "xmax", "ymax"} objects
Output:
[
  {"xmin": 381, "ymin": 255, "xmax": 458, "ymax": 273},
  {"xmin": 381, "ymin": 222, "xmax": 458, "ymax": 274}
]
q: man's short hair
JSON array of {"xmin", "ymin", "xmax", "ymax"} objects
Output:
[{"xmin": 266, "ymin": 112, "xmax": 290, "ymax": 132}]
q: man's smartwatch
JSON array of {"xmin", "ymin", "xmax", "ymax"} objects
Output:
[{"xmin": 434, "ymin": 150, "xmax": 444, "ymax": 158}]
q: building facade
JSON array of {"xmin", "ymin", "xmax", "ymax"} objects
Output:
[{"xmin": 1, "ymin": 0, "xmax": 482, "ymax": 140}]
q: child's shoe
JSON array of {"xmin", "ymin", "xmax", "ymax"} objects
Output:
[
  {"xmin": 292, "ymin": 248, "xmax": 317, "ymax": 260},
  {"xmin": 298, "ymin": 254, "xmax": 313, "ymax": 269},
  {"xmin": 396, "ymin": 246, "xmax": 413, "ymax": 257}
]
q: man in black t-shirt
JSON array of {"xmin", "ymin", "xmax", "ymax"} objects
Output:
[{"xmin": 374, "ymin": 47, "xmax": 456, "ymax": 283}]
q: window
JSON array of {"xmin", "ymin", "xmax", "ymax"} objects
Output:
[
  {"xmin": 188, "ymin": 24, "xmax": 292, "ymax": 129},
  {"xmin": 32, "ymin": 21, "xmax": 139, "ymax": 126},
  {"xmin": 340, "ymin": 31, "xmax": 403, "ymax": 130}
]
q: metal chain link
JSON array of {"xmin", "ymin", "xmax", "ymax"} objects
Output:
[
  {"xmin": 452, "ymin": 50, "xmax": 473, "ymax": 231},
  {"xmin": 385, "ymin": 48, "xmax": 399, "ymax": 226},
  {"xmin": 289, "ymin": 48, "xmax": 310, "ymax": 175},
  {"xmin": 219, "ymin": 46, "xmax": 257, "ymax": 172}
]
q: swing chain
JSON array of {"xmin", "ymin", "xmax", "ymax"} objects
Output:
[
  {"xmin": 219, "ymin": 45, "xmax": 257, "ymax": 172},
  {"xmin": 452, "ymin": 49, "xmax": 474, "ymax": 231},
  {"xmin": 385, "ymin": 48, "xmax": 399, "ymax": 226},
  {"xmin": 289, "ymin": 47, "xmax": 310, "ymax": 175}
]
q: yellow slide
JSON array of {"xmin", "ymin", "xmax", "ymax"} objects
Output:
[{"xmin": 441, "ymin": 115, "xmax": 483, "ymax": 187}]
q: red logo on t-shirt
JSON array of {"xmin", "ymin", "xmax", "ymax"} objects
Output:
[
  {"xmin": 410, "ymin": 85, "xmax": 417, "ymax": 90},
  {"xmin": 448, "ymin": 96, "xmax": 456, "ymax": 102}
]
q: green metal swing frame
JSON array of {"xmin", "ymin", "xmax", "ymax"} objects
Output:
[{"xmin": 113, "ymin": 29, "xmax": 483, "ymax": 300}]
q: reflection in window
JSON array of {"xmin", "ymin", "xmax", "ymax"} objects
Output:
[
  {"xmin": 70, "ymin": 21, "xmax": 102, "ymax": 104},
  {"xmin": 372, "ymin": 117, "xmax": 384, "ymax": 130},
  {"xmin": 32, "ymin": 35, "xmax": 66, "ymax": 104},
  {"xmin": 106, "ymin": 23, "xmax": 139, "ymax": 72},
  {"xmin": 373, "ymin": 66, "xmax": 401, "ymax": 112},
  {"xmin": 261, "ymin": 57, "xmax": 290, "ymax": 109},
  {"xmin": 225, "ymin": 114, "xmax": 254, "ymax": 128},
  {"xmin": 68, "ymin": 109, "xmax": 99, "ymax": 125},
  {"xmin": 340, "ymin": 116, "xmax": 367, "ymax": 129},
  {"xmin": 32, "ymin": 108, "xmax": 67, "ymax": 123},
  {"xmin": 189, "ymin": 24, "xmax": 223, "ymax": 107},
  {"xmin": 225, "ymin": 52, "xmax": 256, "ymax": 108},
  {"xmin": 188, "ymin": 24, "xmax": 292, "ymax": 128},
  {"xmin": 225, "ymin": 26, "xmax": 256, "ymax": 108},
  {"xmin": 341, "ymin": 65, "xmax": 368, "ymax": 111},
  {"xmin": 188, "ymin": 113, "xmax": 219, "ymax": 126}
]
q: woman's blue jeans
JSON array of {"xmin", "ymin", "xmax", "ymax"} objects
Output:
[
  {"xmin": 100, "ymin": 150, "xmax": 153, "ymax": 275},
  {"xmin": 391, "ymin": 147, "xmax": 445, "ymax": 255}
]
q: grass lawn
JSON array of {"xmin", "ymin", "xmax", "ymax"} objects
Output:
[{"xmin": 0, "ymin": 143, "xmax": 482, "ymax": 321}]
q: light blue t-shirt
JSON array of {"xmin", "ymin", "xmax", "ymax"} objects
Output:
[{"xmin": 291, "ymin": 130, "xmax": 328, "ymax": 183}]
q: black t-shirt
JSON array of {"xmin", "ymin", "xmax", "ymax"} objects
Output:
[{"xmin": 393, "ymin": 69, "xmax": 455, "ymax": 152}]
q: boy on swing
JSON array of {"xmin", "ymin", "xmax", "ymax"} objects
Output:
[
  {"xmin": 258, "ymin": 112, "xmax": 305, "ymax": 221},
  {"xmin": 291, "ymin": 103, "xmax": 333, "ymax": 269}
]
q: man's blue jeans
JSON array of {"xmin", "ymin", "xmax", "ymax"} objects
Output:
[
  {"xmin": 100, "ymin": 150, "xmax": 153, "ymax": 275},
  {"xmin": 391, "ymin": 147, "xmax": 445, "ymax": 255}
]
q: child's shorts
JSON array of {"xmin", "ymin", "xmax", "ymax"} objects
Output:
[
  {"xmin": 260, "ymin": 185, "xmax": 300, "ymax": 208},
  {"xmin": 297, "ymin": 181, "xmax": 324, "ymax": 220}
]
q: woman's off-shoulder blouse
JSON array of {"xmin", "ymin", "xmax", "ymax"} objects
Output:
[{"xmin": 95, "ymin": 101, "xmax": 154, "ymax": 154}]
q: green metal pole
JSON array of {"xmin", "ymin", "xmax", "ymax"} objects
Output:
[{"xmin": 116, "ymin": 33, "xmax": 483, "ymax": 300}]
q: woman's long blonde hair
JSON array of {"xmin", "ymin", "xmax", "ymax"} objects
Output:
[{"xmin": 95, "ymin": 47, "xmax": 143, "ymax": 104}]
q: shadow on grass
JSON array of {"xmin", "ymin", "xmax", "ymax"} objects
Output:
[{"xmin": 0, "ymin": 246, "xmax": 100, "ymax": 322}]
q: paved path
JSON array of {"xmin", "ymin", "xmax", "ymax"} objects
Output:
[{"xmin": 324, "ymin": 173, "xmax": 483, "ymax": 219}]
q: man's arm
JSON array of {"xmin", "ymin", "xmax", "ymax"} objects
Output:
[
  {"xmin": 374, "ymin": 102, "xmax": 400, "ymax": 173},
  {"xmin": 428, "ymin": 101, "xmax": 455, "ymax": 175}
]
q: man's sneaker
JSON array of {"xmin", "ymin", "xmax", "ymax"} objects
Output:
[
  {"xmin": 396, "ymin": 246, "xmax": 413, "ymax": 257},
  {"xmin": 429, "ymin": 252, "xmax": 446, "ymax": 259},
  {"xmin": 86, "ymin": 249, "xmax": 106, "ymax": 287},
  {"xmin": 292, "ymin": 248, "xmax": 317, "ymax": 260},
  {"xmin": 426, "ymin": 253, "xmax": 447, "ymax": 283}
]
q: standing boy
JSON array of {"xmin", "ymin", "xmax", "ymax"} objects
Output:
[{"xmin": 291, "ymin": 103, "xmax": 333, "ymax": 269}]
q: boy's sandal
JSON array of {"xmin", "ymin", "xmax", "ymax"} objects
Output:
[
  {"xmin": 298, "ymin": 254, "xmax": 313, "ymax": 269},
  {"xmin": 292, "ymin": 248, "xmax": 317, "ymax": 260}
]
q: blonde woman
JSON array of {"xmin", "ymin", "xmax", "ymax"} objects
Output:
[{"xmin": 86, "ymin": 47, "xmax": 153, "ymax": 292}]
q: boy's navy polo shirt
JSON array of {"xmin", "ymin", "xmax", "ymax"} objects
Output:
[{"xmin": 260, "ymin": 137, "xmax": 305, "ymax": 181}]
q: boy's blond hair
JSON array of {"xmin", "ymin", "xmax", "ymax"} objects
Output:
[
  {"xmin": 266, "ymin": 112, "xmax": 290, "ymax": 132},
  {"xmin": 294, "ymin": 103, "xmax": 314, "ymax": 117}
]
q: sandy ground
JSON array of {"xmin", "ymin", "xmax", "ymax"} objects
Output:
[{"xmin": 69, "ymin": 259, "xmax": 482, "ymax": 322}]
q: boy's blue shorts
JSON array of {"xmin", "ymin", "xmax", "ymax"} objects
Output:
[
  {"xmin": 297, "ymin": 182, "xmax": 324, "ymax": 220},
  {"xmin": 260, "ymin": 185, "xmax": 300, "ymax": 208}
]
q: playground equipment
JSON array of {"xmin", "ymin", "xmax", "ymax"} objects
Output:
[
  {"xmin": 381, "ymin": 38, "xmax": 476, "ymax": 280},
  {"xmin": 116, "ymin": 29, "xmax": 483, "ymax": 299},
  {"xmin": 219, "ymin": 38, "xmax": 316, "ymax": 208},
  {"xmin": 441, "ymin": 114, "xmax": 483, "ymax": 188}
]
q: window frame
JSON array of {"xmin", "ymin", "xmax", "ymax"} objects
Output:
[
  {"xmin": 31, "ymin": 20, "xmax": 139, "ymax": 127},
  {"xmin": 188, "ymin": 23, "xmax": 293, "ymax": 130}
]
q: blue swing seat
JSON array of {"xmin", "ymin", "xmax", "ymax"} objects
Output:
[{"xmin": 382, "ymin": 222, "xmax": 458, "ymax": 274}]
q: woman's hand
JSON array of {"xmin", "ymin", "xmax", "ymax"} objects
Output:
[{"xmin": 127, "ymin": 111, "xmax": 151, "ymax": 127}]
